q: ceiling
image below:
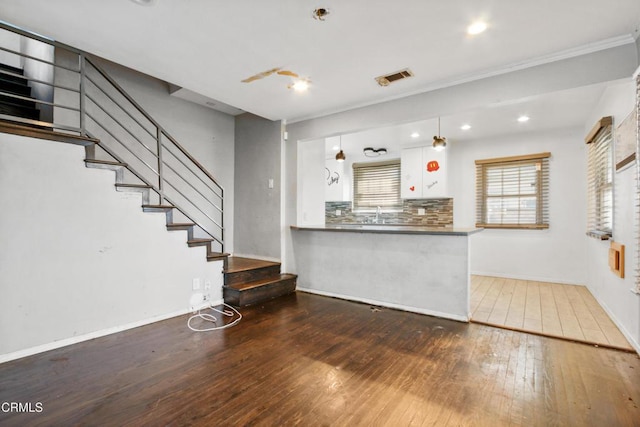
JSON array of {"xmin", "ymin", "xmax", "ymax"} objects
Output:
[
  {"xmin": 0, "ymin": 0, "xmax": 639, "ymax": 123},
  {"xmin": 324, "ymin": 82, "xmax": 609, "ymax": 158}
]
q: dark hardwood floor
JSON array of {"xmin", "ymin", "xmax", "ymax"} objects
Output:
[{"xmin": 1, "ymin": 292, "xmax": 639, "ymax": 426}]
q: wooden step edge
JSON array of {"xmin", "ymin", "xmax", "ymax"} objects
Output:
[
  {"xmin": 207, "ymin": 252, "xmax": 230, "ymax": 261},
  {"xmin": 85, "ymin": 159, "xmax": 127, "ymax": 167},
  {"xmin": 166, "ymin": 223, "xmax": 196, "ymax": 230},
  {"xmin": 224, "ymin": 274, "xmax": 297, "ymax": 291},
  {"xmin": 115, "ymin": 183, "xmax": 153, "ymax": 189},
  {"xmin": 0, "ymin": 120, "xmax": 99, "ymax": 147},
  {"xmin": 187, "ymin": 238, "xmax": 214, "ymax": 247}
]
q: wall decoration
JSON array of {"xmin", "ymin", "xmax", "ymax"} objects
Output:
[
  {"xmin": 615, "ymin": 106, "xmax": 637, "ymax": 171},
  {"xmin": 426, "ymin": 160, "xmax": 440, "ymax": 172},
  {"xmin": 325, "ymin": 167, "xmax": 340, "ymax": 186}
]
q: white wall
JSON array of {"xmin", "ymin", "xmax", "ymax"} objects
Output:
[
  {"xmin": 234, "ymin": 113, "xmax": 282, "ymax": 260},
  {"xmin": 324, "ymin": 136, "xmax": 351, "ymax": 202},
  {"xmin": 0, "ymin": 135, "xmax": 224, "ymax": 360},
  {"xmin": 583, "ymin": 78, "xmax": 640, "ymax": 352},
  {"xmin": 297, "ymin": 139, "xmax": 325, "ymax": 225},
  {"xmin": 449, "ymin": 129, "xmax": 587, "ymax": 284}
]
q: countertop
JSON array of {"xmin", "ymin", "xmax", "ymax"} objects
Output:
[{"xmin": 291, "ymin": 224, "xmax": 484, "ymax": 236}]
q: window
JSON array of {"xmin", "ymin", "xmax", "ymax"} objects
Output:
[
  {"xmin": 475, "ymin": 152, "xmax": 550, "ymax": 229},
  {"xmin": 352, "ymin": 159, "xmax": 401, "ymax": 211},
  {"xmin": 585, "ymin": 116, "xmax": 613, "ymax": 239}
]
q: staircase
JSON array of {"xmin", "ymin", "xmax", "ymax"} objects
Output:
[
  {"xmin": 223, "ymin": 257, "xmax": 297, "ymax": 307},
  {"xmin": 0, "ymin": 63, "xmax": 40, "ymax": 123},
  {"xmin": 84, "ymin": 153, "xmax": 297, "ymax": 307},
  {"xmin": 82, "ymin": 157, "xmax": 230, "ymax": 266},
  {"xmin": 0, "ymin": 21, "xmax": 297, "ymax": 308}
]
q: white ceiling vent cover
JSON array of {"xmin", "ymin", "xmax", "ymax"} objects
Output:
[{"xmin": 375, "ymin": 68, "xmax": 414, "ymax": 87}]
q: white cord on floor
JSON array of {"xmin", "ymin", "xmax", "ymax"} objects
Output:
[{"xmin": 188, "ymin": 303, "xmax": 242, "ymax": 332}]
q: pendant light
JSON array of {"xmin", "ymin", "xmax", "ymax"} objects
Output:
[
  {"xmin": 335, "ymin": 135, "xmax": 346, "ymax": 162},
  {"xmin": 432, "ymin": 117, "xmax": 447, "ymax": 151}
]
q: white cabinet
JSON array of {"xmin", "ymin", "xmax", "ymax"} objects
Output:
[{"xmin": 401, "ymin": 146, "xmax": 447, "ymax": 198}]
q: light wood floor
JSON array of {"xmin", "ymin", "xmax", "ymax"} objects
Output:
[
  {"xmin": 1, "ymin": 292, "xmax": 640, "ymax": 426},
  {"xmin": 471, "ymin": 275, "xmax": 633, "ymax": 351}
]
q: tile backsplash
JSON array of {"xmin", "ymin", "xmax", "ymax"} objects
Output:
[{"xmin": 326, "ymin": 199, "xmax": 453, "ymax": 227}]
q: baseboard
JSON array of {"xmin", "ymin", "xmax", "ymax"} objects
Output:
[
  {"xmin": 297, "ymin": 287, "xmax": 469, "ymax": 323},
  {"xmin": 585, "ymin": 290, "xmax": 640, "ymax": 355},
  {"xmin": 0, "ymin": 299, "xmax": 225, "ymax": 365},
  {"xmin": 471, "ymin": 271, "xmax": 582, "ymax": 285}
]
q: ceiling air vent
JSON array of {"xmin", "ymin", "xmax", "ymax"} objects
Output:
[{"xmin": 375, "ymin": 68, "xmax": 414, "ymax": 87}]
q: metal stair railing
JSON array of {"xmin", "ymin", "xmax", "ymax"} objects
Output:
[{"xmin": 0, "ymin": 22, "xmax": 224, "ymax": 252}]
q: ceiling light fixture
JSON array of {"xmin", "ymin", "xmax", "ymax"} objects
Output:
[
  {"xmin": 432, "ymin": 117, "xmax": 447, "ymax": 152},
  {"xmin": 467, "ymin": 21, "xmax": 487, "ymax": 35},
  {"xmin": 410, "ymin": 132, "xmax": 420, "ymax": 138},
  {"xmin": 336, "ymin": 136, "xmax": 346, "ymax": 162},
  {"xmin": 363, "ymin": 147, "xmax": 388, "ymax": 157},
  {"xmin": 460, "ymin": 124, "xmax": 471, "ymax": 130},
  {"xmin": 517, "ymin": 115, "xmax": 530, "ymax": 123},
  {"xmin": 290, "ymin": 80, "xmax": 310, "ymax": 92}
]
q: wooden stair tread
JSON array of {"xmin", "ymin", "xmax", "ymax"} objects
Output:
[
  {"xmin": 187, "ymin": 238, "xmax": 214, "ymax": 244},
  {"xmin": 86, "ymin": 159, "xmax": 126, "ymax": 167},
  {"xmin": 224, "ymin": 256, "xmax": 280, "ymax": 273},
  {"xmin": 224, "ymin": 274, "xmax": 297, "ymax": 291},
  {"xmin": 142, "ymin": 204, "xmax": 174, "ymax": 209},
  {"xmin": 0, "ymin": 120, "xmax": 99, "ymax": 146},
  {"xmin": 166, "ymin": 223, "xmax": 195, "ymax": 229},
  {"xmin": 207, "ymin": 252, "xmax": 230, "ymax": 260},
  {"xmin": 115, "ymin": 183, "xmax": 152, "ymax": 189}
]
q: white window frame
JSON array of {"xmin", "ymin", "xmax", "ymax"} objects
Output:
[
  {"xmin": 585, "ymin": 116, "xmax": 613, "ymax": 240},
  {"xmin": 475, "ymin": 152, "xmax": 550, "ymax": 229}
]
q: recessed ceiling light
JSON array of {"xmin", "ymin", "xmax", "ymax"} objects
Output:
[
  {"xmin": 517, "ymin": 115, "xmax": 530, "ymax": 123},
  {"xmin": 467, "ymin": 21, "xmax": 487, "ymax": 35},
  {"xmin": 410, "ymin": 132, "xmax": 420, "ymax": 138},
  {"xmin": 460, "ymin": 124, "xmax": 471, "ymax": 130},
  {"xmin": 291, "ymin": 80, "xmax": 310, "ymax": 92}
]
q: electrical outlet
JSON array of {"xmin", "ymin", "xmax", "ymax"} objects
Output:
[
  {"xmin": 192, "ymin": 278, "xmax": 201, "ymax": 290},
  {"xmin": 336, "ymin": 209, "xmax": 342, "ymax": 216},
  {"xmin": 418, "ymin": 208, "xmax": 425, "ymax": 215},
  {"xmin": 268, "ymin": 178, "xmax": 274, "ymax": 189},
  {"xmin": 204, "ymin": 280, "xmax": 211, "ymax": 290}
]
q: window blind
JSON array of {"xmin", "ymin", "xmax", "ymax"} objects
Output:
[
  {"xmin": 475, "ymin": 153, "xmax": 550, "ymax": 229},
  {"xmin": 585, "ymin": 117, "xmax": 613, "ymax": 239},
  {"xmin": 635, "ymin": 76, "xmax": 640, "ymax": 294},
  {"xmin": 352, "ymin": 159, "xmax": 401, "ymax": 211}
]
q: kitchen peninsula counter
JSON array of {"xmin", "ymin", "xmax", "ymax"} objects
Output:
[
  {"xmin": 291, "ymin": 224, "xmax": 483, "ymax": 235},
  {"xmin": 291, "ymin": 224, "xmax": 483, "ymax": 322}
]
